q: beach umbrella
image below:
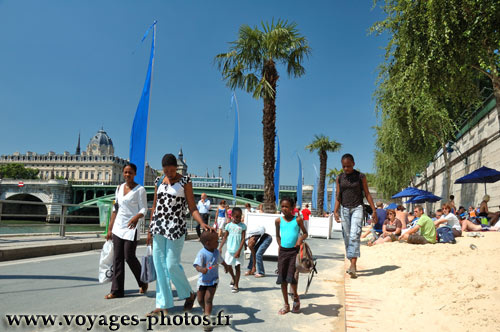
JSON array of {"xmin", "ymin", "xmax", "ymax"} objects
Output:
[
  {"xmin": 405, "ymin": 194, "xmax": 442, "ymax": 204},
  {"xmin": 454, "ymin": 166, "xmax": 500, "ymax": 194},
  {"xmin": 391, "ymin": 187, "xmax": 432, "ymax": 199},
  {"xmin": 385, "ymin": 203, "xmax": 398, "ymax": 210}
]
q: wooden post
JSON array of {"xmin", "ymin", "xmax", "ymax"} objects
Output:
[{"xmin": 59, "ymin": 205, "xmax": 67, "ymax": 237}]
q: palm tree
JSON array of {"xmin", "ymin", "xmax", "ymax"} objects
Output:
[
  {"xmin": 306, "ymin": 135, "xmax": 341, "ymax": 216},
  {"xmin": 327, "ymin": 168, "xmax": 343, "ymax": 185},
  {"xmin": 215, "ymin": 19, "xmax": 311, "ymax": 212}
]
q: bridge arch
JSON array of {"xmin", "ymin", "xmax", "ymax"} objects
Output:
[{"xmin": 3, "ymin": 193, "xmax": 48, "ymax": 221}]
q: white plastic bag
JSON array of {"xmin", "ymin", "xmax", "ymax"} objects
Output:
[{"xmin": 98, "ymin": 240, "xmax": 114, "ymax": 283}]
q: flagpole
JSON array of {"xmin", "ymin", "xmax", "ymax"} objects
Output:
[{"xmin": 143, "ymin": 22, "xmax": 156, "ymax": 185}]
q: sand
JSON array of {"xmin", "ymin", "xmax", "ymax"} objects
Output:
[{"xmin": 345, "ymin": 230, "xmax": 500, "ymax": 332}]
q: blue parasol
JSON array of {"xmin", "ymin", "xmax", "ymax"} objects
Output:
[
  {"xmin": 405, "ymin": 194, "xmax": 442, "ymax": 204},
  {"xmin": 454, "ymin": 166, "xmax": 500, "ymax": 194},
  {"xmin": 392, "ymin": 187, "xmax": 432, "ymax": 199}
]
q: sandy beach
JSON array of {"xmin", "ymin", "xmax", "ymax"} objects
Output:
[{"xmin": 344, "ymin": 229, "xmax": 500, "ymax": 332}]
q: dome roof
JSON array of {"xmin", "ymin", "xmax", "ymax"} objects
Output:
[
  {"xmin": 89, "ymin": 129, "xmax": 113, "ymax": 147},
  {"xmin": 86, "ymin": 128, "xmax": 114, "ymax": 156}
]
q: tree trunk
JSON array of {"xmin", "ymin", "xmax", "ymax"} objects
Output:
[
  {"xmin": 262, "ymin": 60, "xmax": 279, "ymax": 213},
  {"xmin": 317, "ymin": 151, "xmax": 327, "ymax": 216}
]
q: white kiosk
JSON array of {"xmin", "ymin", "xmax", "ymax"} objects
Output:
[{"xmin": 308, "ymin": 214, "xmax": 342, "ymax": 239}]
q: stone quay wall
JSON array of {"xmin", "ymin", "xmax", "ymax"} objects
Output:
[{"xmin": 414, "ymin": 98, "xmax": 500, "ymax": 212}]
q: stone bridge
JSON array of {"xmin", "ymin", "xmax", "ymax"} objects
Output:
[{"xmin": 0, "ymin": 179, "xmax": 72, "ymax": 221}]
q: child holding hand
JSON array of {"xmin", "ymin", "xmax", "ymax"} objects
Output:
[
  {"xmin": 193, "ymin": 231, "xmax": 232, "ymax": 330},
  {"xmin": 219, "ymin": 207, "xmax": 246, "ymax": 293}
]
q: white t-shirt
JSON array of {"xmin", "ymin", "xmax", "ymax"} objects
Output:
[
  {"xmin": 112, "ymin": 184, "xmax": 147, "ymax": 241},
  {"xmin": 442, "ymin": 213, "xmax": 461, "ymax": 231}
]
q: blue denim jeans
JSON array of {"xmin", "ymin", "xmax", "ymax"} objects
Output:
[
  {"xmin": 341, "ymin": 205, "xmax": 364, "ymax": 259},
  {"xmin": 247, "ymin": 234, "xmax": 272, "ymax": 275}
]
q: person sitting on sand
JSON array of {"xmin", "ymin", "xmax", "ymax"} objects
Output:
[
  {"xmin": 434, "ymin": 203, "xmax": 462, "ymax": 237},
  {"xmin": 368, "ymin": 209, "xmax": 402, "ymax": 246},
  {"xmin": 395, "ymin": 205, "xmax": 408, "ymax": 229},
  {"xmin": 478, "ymin": 195, "xmax": 500, "ymax": 226},
  {"xmin": 398, "ymin": 205, "xmax": 436, "ymax": 244}
]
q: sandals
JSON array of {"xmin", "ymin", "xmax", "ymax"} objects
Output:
[
  {"xmin": 347, "ymin": 268, "xmax": 358, "ymax": 279},
  {"xmin": 146, "ymin": 309, "xmax": 168, "ymax": 317},
  {"xmin": 292, "ymin": 297, "xmax": 300, "ymax": 313},
  {"xmin": 244, "ymin": 270, "xmax": 254, "ymax": 276},
  {"xmin": 183, "ymin": 292, "xmax": 196, "ymax": 311},
  {"xmin": 254, "ymin": 273, "xmax": 265, "ymax": 278},
  {"xmin": 231, "ymin": 287, "xmax": 239, "ymax": 293},
  {"xmin": 104, "ymin": 293, "xmax": 122, "ymax": 299},
  {"xmin": 139, "ymin": 284, "xmax": 148, "ymax": 294},
  {"xmin": 278, "ymin": 304, "xmax": 290, "ymax": 315}
]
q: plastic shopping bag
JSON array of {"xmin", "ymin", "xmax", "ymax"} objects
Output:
[
  {"xmin": 98, "ymin": 240, "xmax": 114, "ymax": 283},
  {"xmin": 140, "ymin": 246, "xmax": 156, "ymax": 283}
]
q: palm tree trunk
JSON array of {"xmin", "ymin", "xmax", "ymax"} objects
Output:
[
  {"xmin": 317, "ymin": 151, "xmax": 327, "ymax": 216},
  {"xmin": 262, "ymin": 60, "xmax": 279, "ymax": 213}
]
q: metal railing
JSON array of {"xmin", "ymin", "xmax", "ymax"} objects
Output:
[{"xmin": 0, "ymin": 200, "xmax": 99, "ymax": 237}]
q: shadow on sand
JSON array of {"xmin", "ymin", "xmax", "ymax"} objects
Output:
[{"xmin": 356, "ymin": 265, "xmax": 400, "ymax": 277}]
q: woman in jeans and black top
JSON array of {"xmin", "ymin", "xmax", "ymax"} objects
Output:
[
  {"xmin": 105, "ymin": 163, "xmax": 148, "ymax": 299},
  {"xmin": 334, "ymin": 154, "xmax": 377, "ymax": 278}
]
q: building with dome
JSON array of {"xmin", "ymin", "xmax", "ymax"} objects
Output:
[{"xmin": 0, "ymin": 128, "xmax": 157, "ymax": 185}]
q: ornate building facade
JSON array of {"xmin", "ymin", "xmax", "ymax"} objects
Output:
[{"xmin": 0, "ymin": 129, "xmax": 157, "ymax": 185}]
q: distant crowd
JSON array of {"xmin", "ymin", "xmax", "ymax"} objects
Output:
[{"xmin": 364, "ymin": 194, "xmax": 500, "ymax": 246}]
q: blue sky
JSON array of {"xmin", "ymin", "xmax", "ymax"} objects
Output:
[{"xmin": 0, "ymin": 0, "xmax": 387, "ymax": 185}]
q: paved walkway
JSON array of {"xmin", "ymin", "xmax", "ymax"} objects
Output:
[{"xmin": 0, "ymin": 233, "xmax": 346, "ymax": 332}]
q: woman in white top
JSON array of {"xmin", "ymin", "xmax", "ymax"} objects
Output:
[
  {"xmin": 105, "ymin": 163, "xmax": 148, "ymax": 299},
  {"xmin": 434, "ymin": 203, "xmax": 462, "ymax": 237}
]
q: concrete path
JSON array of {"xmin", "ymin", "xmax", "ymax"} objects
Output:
[{"xmin": 0, "ymin": 234, "xmax": 345, "ymax": 332}]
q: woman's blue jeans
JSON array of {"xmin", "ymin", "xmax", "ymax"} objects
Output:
[
  {"xmin": 247, "ymin": 234, "xmax": 272, "ymax": 274},
  {"xmin": 340, "ymin": 205, "xmax": 364, "ymax": 259}
]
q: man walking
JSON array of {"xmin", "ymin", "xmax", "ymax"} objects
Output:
[{"xmin": 196, "ymin": 193, "xmax": 210, "ymax": 238}]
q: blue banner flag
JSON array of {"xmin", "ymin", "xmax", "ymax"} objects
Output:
[
  {"xmin": 297, "ymin": 155, "xmax": 302, "ymax": 208},
  {"xmin": 230, "ymin": 92, "xmax": 239, "ymax": 203},
  {"xmin": 129, "ymin": 21, "xmax": 157, "ymax": 185},
  {"xmin": 312, "ymin": 164, "xmax": 319, "ymax": 210},
  {"xmin": 274, "ymin": 131, "xmax": 280, "ymax": 207}
]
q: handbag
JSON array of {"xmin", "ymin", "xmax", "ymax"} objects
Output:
[
  {"xmin": 98, "ymin": 240, "xmax": 114, "ymax": 283},
  {"xmin": 140, "ymin": 246, "xmax": 156, "ymax": 283}
]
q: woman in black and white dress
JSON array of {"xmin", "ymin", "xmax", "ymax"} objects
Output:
[
  {"xmin": 146, "ymin": 153, "xmax": 212, "ymax": 316},
  {"xmin": 105, "ymin": 163, "xmax": 148, "ymax": 299}
]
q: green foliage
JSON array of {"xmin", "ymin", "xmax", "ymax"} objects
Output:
[
  {"xmin": 327, "ymin": 168, "xmax": 343, "ymax": 184},
  {"xmin": 371, "ymin": 0, "xmax": 499, "ymax": 198},
  {"xmin": 306, "ymin": 135, "xmax": 342, "ymax": 157},
  {"xmin": 215, "ymin": 19, "xmax": 311, "ymax": 100},
  {"xmin": 0, "ymin": 163, "xmax": 39, "ymax": 179}
]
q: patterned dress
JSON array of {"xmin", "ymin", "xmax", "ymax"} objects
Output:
[{"xmin": 150, "ymin": 175, "xmax": 190, "ymax": 240}]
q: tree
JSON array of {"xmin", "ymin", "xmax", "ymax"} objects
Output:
[
  {"xmin": 371, "ymin": 0, "xmax": 499, "ymax": 198},
  {"xmin": 215, "ymin": 19, "xmax": 311, "ymax": 212},
  {"xmin": 306, "ymin": 135, "xmax": 341, "ymax": 216},
  {"xmin": 326, "ymin": 168, "xmax": 343, "ymax": 185},
  {"xmin": 0, "ymin": 163, "xmax": 39, "ymax": 179}
]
